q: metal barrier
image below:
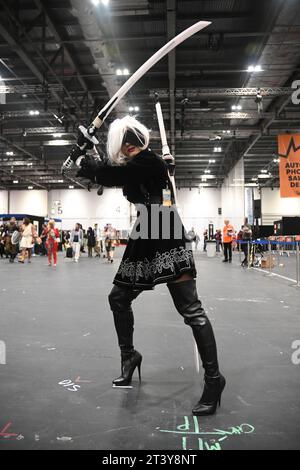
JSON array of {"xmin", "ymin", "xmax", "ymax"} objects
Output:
[{"xmin": 237, "ymin": 236, "xmax": 300, "ymax": 287}]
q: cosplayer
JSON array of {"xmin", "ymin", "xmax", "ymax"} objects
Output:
[
  {"xmin": 4, "ymin": 217, "xmax": 19, "ymax": 263},
  {"xmin": 42, "ymin": 220, "xmax": 60, "ymax": 266},
  {"xmin": 76, "ymin": 116, "xmax": 225, "ymax": 416},
  {"xmin": 19, "ymin": 218, "xmax": 38, "ymax": 263}
]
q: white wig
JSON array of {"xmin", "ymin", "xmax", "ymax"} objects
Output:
[{"xmin": 107, "ymin": 115, "xmax": 150, "ymax": 165}]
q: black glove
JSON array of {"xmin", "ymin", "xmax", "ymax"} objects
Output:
[{"xmin": 76, "ymin": 154, "xmax": 103, "ymax": 183}]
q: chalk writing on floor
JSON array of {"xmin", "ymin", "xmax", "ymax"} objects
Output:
[
  {"xmin": 159, "ymin": 416, "xmax": 255, "ymax": 450},
  {"xmin": 0, "ymin": 422, "xmax": 19, "ymax": 440},
  {"xmin": 58, "ymin": 376, "xmax": 92, "ymax": 392}
]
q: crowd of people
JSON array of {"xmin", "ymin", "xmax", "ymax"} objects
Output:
[
  {"xmin": 0, "ymin": 218, "xmax": 120, "ymax": 266},
  {"xmin": 186, "ymin": 217, "xmax": 253, "ymax": 266},
  {"xmin": 1, "ymin": 215, "xmax": 254, "ymax": 270}
]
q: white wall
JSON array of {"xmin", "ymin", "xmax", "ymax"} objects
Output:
[
  {"xmin": 9, "ymin": 190, "xmax": 48, "ymax": 216},
  {"xmin": 221, "ymin": 158, "xmax": 245, "ymax": 230},
  {"xmin": 0, "ymin": 191, "xmax": 8, "ymax": 213},
  {"xmin": 48, "ymin": 188, "xmax": 130, "ymax": 230},
  {"xmin": 1, "ymin": 186, "xmax": 246, "ymax": 239},
  {"xmin": 261, "ymin": 188, "xmax": 300, "ymax": 225},
  {"xmin": 177, "ymin": 187, "xmax": 222, "ymax": 237}
]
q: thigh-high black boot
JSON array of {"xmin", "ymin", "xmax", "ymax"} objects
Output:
[
  {"xmin": 168, "ymin": 279, "xmax": 226, "ymax": 416},
  {"xmin": 108, "ymin": 285, "xmax": 142, "ymax": 387}
]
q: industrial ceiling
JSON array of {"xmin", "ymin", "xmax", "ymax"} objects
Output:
[{"xmin": 0, "ymin": 0, "xmax": 300, "ymax": 190}]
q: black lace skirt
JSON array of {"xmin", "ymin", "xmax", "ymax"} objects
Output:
[{"xmin": 113, "ymin": 205, "xmax": 196, "ymax": 290}]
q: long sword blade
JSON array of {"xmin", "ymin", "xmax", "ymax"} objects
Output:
[{"xmin": 92, "ymin": 21, "xmax": 211, "ymax": 128}]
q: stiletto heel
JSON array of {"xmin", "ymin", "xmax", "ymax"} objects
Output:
[
  {"xmin": 192, "ymin": 374, "xmax": 226, "ymax": 416},
  {"xmin": 137, "ymin": 360, "xmax": 142, "ymax": 382},
  {"xmin": 113, "ymin": 350, "xmax": 142, "ymax": 387}
]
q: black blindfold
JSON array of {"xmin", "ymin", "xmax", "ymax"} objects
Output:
[{"xmin": 122, "ymin": 129, "xmax": 146, "ymax": 148}]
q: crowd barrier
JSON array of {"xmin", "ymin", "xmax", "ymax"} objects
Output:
[{"xmin": 237, "ymin": 236, "xmax": 300, "ymax": 287}]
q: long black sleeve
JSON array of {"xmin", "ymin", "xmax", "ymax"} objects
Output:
[{"xmin": 94, "ymin": 150, "xmax": 167, "ymax": 187}]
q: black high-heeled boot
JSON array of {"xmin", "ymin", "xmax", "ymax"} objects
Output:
[
  {"xmin": 168, "ymin": 279, "xmax": 225, "ymax": 416},
  {"xmin": 108, "ymin": 285, "xmax": 142, "ymax": 388},
  {"xmin": 192, "ymin": 374, "xmax": 226, "ymax": 416},
  {"xmin": 113, "ymin": 350, "xmax": 142, "ymax": 387}
]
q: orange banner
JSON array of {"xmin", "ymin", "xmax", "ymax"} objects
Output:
[{"xmin": 278, "ymin": 134, "xmax": 300, "ymax": 198}]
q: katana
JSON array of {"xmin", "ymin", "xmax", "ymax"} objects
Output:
[
  {"xmin": 61, "ymin": 20, "xmax": 211, "ymax": 172},
  {"xmin": 155, "ymin": 94, "xmax": 200, "ymax": 373},
  {"xmin": 154, "ymin": 94, "xmax": 178, "ymax": 206}
]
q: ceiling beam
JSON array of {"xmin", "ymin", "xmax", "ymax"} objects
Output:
[{"xmin": 33, "ymin": 0, "xmax": 94, "ymax": 104}]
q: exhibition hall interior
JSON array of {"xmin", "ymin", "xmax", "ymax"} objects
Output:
[{"xmin": 0, "ymin": 0, "xmax": 300, "ymax": 452}]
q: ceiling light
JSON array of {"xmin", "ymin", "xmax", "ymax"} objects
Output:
[
  {"xmin": 214, "ymin": 147, "xmax": 222, "ymax": 153},
  {"xmin": 248, "ymin": 65, "xmax": 262, "ymax": 72},
  {"xmin": 129, "ymin": 106, "xmax": 139, "ymax": 112},
  {"xmin": 258, "ymin": 173, "xmax": 271, "ymax": 179},
  {"xmin": 29, "ymin": 110, "xmax": 40, "ymax": 116},
  {"xmin": 6, "ymin": 151, "xmax": 14, "ymax": 156},
  {"xmin": 69, "ymin": 185, "xmax": 74, "ymax": 189},
  {"xmin": 204, "ymin": 170, "xmax": 211, "ymax": 174},
  {"xmin": 273, "ymin": 158, "xmax": 280, "ymax": 163},
  {"xmin": 22, "ymin": 94, "xmax": 28, "ymax": 98},
  {"xmin": 231, "ymin": 105, "xmax": 242, "ymax": 111},
  {"xmin": 28, "ymin": 186, "xmax": 33, "ymax": 190},
  {"xmin": 261, "ymin": 169, "xmax": 268, "ymax": 173},
  {"xmin": 53, "ymin": 133, "xmax": 62, "ymax": 138},
  {"xmin": 202, "ymin": 174, "xmax": 215, "ymax": 180},
  {"xmin": 116, "ymin": 68, "xmax": 130, "ymax": 76},
  {"xmin": 13, "ymin": 180, "xmax": 19, "ymax": 184},
  {"xmin": 27, "ymin": 162, "xmax": 33, "ymax": 166},
  {"xmin": 47, "ymin": 139, "xmax": 71, "ymax": 146},
  {"xmin": 209, "ymin": 159, "xmax": 216, "ymax": 163}
]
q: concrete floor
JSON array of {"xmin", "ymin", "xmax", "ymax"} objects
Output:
[{"xmin": 0, "ymin": 249, "xmax": 299, "ymax": 450}]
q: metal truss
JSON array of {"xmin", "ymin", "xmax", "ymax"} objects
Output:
[
  {"xmin": 150, "ymin": 87, "xmax": 293, "ymax": 98},
  {"xmin": 0, "ymin": 84, "xmax": 63, "ymax": 94}
]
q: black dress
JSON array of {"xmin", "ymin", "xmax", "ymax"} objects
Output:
[{"xmin": 94, "ymin": 148, "xmax": 196, "ymax": 290}]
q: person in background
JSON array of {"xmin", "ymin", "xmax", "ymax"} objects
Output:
[
  {"xmin": 87, "ymin": 226, "xmax": 96, "ymax": 258},
  {"xmin": 42, "ymin": 219, "xmax": 60, "ymax": 267},
  {"xmin": 203, "ymin": 229, "xmax": 208, "ymax": 252},
  {"xmin": 194, "ymin": 232, "xmax": 200, "ymax": 251},
  {"xmin": 4, "ymin": 217, "xmax": 19, "ymax": 263},
  {"xmin": 19, "ymin": 218, "xmax": 38, "ymax": 264},
  {"xmin": 214, "ymin": 229, "xmax": 222, "ymax": 253},
  {"xmin": 0, "ymin": 225, "xmax": 5, "ymax": 258},
  {"xmin": 222, "ymin": 219, "xmax": 234, "ymax": 263},
  {"xmin": 94, "ymin": 223, "xmax": 101, "ymax": 257},
  {"xmin": 79, "ymin": 224, "xmax": 86, "ymax": 253},
  {"xmin": 104, "ymin": 223, "xmax": 116, "ymax": 263},
  {"xmin": 70, "ymin": 223, "xmax": 84, "ymax": 263},
  {"xmin": 40, "ymin": 223, "xmax": 48, "ymax": 256},
  {"xmin": 187, "ymin": 227, "xmax": 196, "ymax": 250},
  {"xmin": 241, "ymin": 218, "xmax": 252, "ymax": 267}
]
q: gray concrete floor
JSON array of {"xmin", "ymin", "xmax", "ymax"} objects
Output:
[{"xmin": 0, "ymin": 249, "xmax": 299, "ymax": 450}]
